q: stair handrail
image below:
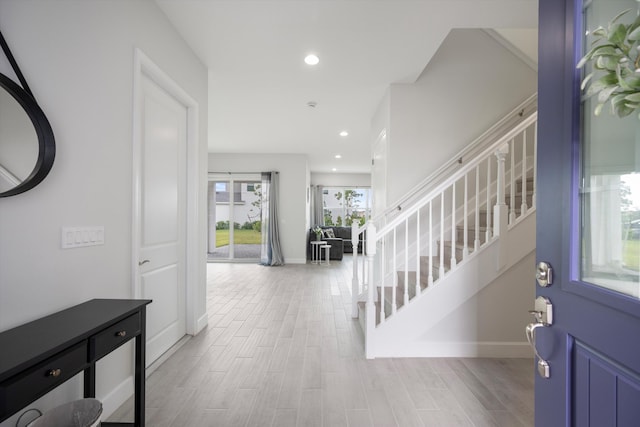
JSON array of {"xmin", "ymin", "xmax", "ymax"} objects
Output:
[
  {"xmin": 375, "ymin": 93, "xmax": 538, "ymax": 226},
  {"xmin": 374, "ymin": 112, "xmax": 537, "ymax": 239}
]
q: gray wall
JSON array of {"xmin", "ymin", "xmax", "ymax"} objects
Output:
[
  {"xmin": 384, "ymin": 29, "xmax": 537, "ymax": 206},
  {"xmin": 0, "ymin": 1, "xmax": 208, "ymax": 423}
]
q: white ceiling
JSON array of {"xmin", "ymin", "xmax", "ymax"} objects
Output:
[{"xmin": 156, "ymin": 0, "xmax": 538, "ymax": 174}]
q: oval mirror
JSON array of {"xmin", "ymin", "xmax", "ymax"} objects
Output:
[{"xmin": 0, "ymin": 72, "xmax": 55, "ymax": 197}]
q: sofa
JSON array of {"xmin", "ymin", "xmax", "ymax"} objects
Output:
[{"xmin": 307, "ymin": 226, "xmax": 365, "ymax": 261}]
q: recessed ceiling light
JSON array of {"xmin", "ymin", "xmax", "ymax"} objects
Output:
[
  {"xmin": 335, "ymin": 154, "xmax": 342, "ymax": 159},
  {"xmin": 304, "ymin": 54, "xmax": 319, "ymax": 65},
  {"xmin": 339, "ymin": 131, "xmax": 349, "ymax": 137},
  {"xmin": 307, "ymin": 101, "xmax": 317, "ymax": 108},
  {"xmin": 332, "ymin": 168, "xmax": 337, "ymax": 172}
]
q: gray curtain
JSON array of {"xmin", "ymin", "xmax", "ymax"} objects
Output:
[
  {"xmin": 311, "ymin": 185, "xmax": 324, "ymax": 226},
  {"xmin": 260, "ymin": 171, "xmax": 284, "ymax": 266}
]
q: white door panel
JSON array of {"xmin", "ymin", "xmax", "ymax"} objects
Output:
[{"xmin": 137, "ymin": 74, "xmax": 187, "ymax": 365}]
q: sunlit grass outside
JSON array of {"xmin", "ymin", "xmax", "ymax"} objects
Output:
[
  {"xmin": 623, "ymin": 239, "xmax": 639, "ymax": 271},
  {"xmin": 215, "ymin": 229, "xmax": 261, "ymax": 247}
]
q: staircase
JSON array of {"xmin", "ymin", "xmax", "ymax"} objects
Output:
[{"xmin": 350, "ymin": 96, "xmax": 537, "ymax": 359}]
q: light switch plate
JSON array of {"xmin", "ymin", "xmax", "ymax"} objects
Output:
[{"xmin": 61, "ymin": 226, "xmax": 104, "ymax": 249}]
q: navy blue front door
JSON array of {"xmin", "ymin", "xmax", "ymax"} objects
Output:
[{"xmin": 537, "ymin": 0, "xmax": 640, "ymax": 425}]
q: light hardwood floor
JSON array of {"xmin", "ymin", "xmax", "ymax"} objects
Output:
[{"xmin": 109, "ymin": 256, "xmax": 534, "ymax": 426}]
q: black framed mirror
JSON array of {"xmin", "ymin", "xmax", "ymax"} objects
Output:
[{"xmin": 0, "ymin": 31, "xmax": 55, "ymax": 198}]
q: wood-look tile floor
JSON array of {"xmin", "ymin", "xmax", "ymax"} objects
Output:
[{"xmin": 109, "ymin": 256, "xmax": 534, "ymax": 426}]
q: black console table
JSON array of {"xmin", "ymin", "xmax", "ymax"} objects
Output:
[{"xmin": 0, "ymin": 299, "xmax": 152, "ymax": 426}]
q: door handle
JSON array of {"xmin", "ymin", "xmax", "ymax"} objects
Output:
[
  {"xmin": 138, "ymin": 259, "xmax": 150, "ymax": 266},
  {"xmin": 526, "ymin": 296, "xmax": 553, "ymax": 379}
]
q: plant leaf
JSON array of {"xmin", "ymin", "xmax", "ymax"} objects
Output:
[
  {"xmin": 596, "ymin": 55, "xmax": 621, "ymax": 71},
  {"xmin": 625, "ymin": 75, "xmax": 640, "ymax": 89},
  {"xmin": 581, "ymin": 72, "xmax": 594, "ymax": 90},
  {"xmin": 585, "ymin": 73, "xmax": 619, "ymax": 97},
  {"xmin": 617, "ymin": 65, "xmax": 634, "ymax": 90},
  {"xmin": 578, "ymin": 43, "xmax": 617, "ymax": 68},
  {"xmin": 616, "ymin": 103, "xmax": 635, "ymax": 117},
  {"xmin": 594, "ymin": 103, "xmax": 605, "ymax": 116},
  {"xmin": 609, "ymin": 23, "xmax": 628, "ymax": 45},
  {"xmin": 598, "ymin": 85, "xmax": 619, "ymax": 103},
  {"xmin": 610, "ymin": 9, "xmax": 631, "ymax": 27},
  {"xmin": 628, "ymin": 25, "xmax": 640, "ymax": 41},
  {"xmin": 624, "ymin": 92, "xmax": 640, "ymax": 102},
  {"xmin": 628, "ymin": 12, "xmax": 640, "ymax": 33}
]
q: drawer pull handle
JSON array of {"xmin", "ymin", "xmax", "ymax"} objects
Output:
[
  {"xmin": 116, "ymin": 330, "xmax": 127, "ymax": 337},
  {"xmin": 47, "ymin": 368, "xmax": 62, "ymax": 378}
]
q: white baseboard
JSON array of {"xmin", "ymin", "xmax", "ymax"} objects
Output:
[
  {"xmin": 98, "ymin": 376, "xmax": 133, "ymax": 420},
  {"xmin": 372, "ymin": 341, "xmax": 533, "ymax": 358},
  {"xmin": 196, "ymin": 313, "xmax": 208, "ymax": 334},
  {"xmin": 285, "ymin": 258, "xmax": 307, "ymax": 264}
]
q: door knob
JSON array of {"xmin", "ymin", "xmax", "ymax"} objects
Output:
[{"xmin": 526, "ymin": 296, "xmax": 553, "ymax": 379}]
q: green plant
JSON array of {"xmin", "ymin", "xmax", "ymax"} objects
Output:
[{"xmin": 577, "ymin": 9, "xmax": 640, "ymax": 118}]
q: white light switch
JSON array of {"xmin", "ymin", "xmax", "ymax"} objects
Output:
[{"xmin": 62, "ymin": 226, "xmax": 105, "ymax": 249}]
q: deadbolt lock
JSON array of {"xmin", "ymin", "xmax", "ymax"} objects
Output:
[{"xmin": 536, "ymin": 262, "xmax": 553, "ymax": 287}]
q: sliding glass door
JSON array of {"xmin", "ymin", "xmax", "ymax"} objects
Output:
[{"xmin": 207, "ymin": 174, "xmax": 262, "ymax": 261}]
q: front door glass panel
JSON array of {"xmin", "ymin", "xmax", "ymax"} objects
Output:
[{"xmin": 581, "ymin": 0, "xmax": 640, "ymax": 296}]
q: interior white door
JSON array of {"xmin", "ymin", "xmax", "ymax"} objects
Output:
[{"xmin": 137, "ymin": 74, "xmax": 187, "ymax": 365}]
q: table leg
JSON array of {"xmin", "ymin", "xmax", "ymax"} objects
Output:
[
  {"xmin": 83, "ymin": 365, "xmax": 96, "ymax": 398},
  {"xmin": 134, "ymin": 310, "xmax": 146, "ymax": 426}
]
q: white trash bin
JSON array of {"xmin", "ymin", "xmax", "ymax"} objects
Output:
[{"xmin": 27, "ymin": 398, "xmax": 102, "ymax": 427}]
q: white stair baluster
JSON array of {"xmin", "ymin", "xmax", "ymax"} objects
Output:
[
  {"xmin": 533, "ymin": 124, "xmax": 537, "ymax": 208},
  {"xmin": 428, "ymin": 200, "xmax": 434, "ymax": 286},
  {"xmin": 486, "ymin": 156, "xmax": 492, "ymax": 241},
  {"xmin": 521, "ymin": 129, "xmax": 528, "ymax": 216},
  {"xmin": 474, "ymin": 165, "xmax": 480, "ymax": 251},
  {"xmin": 391, "ymin": 229, "xmax": 396, "ymax": 316},
  {"xmin": 463, "ymin": 174, "xmax": 469, "ymax": 259},
  {"xmin": 509, "ymin": 138, "xmax": 516, "ymax": 224},
  {"xmin": 415, "ymin": 209, "xmax": 421, "ymax": 296},
  {"xmin": 450, "ymin": 182, "xmax": 457, "ymax": 269},
  {"xmin": 440, "ymin": 192, "xmax": 445, "ymax": 278},
  {"xmin": 404, "ymin": 219, "xmax": 409, "ymax": 306}
]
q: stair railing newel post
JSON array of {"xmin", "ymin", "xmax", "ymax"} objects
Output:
[
  {"xmin": 351, "ymin": 222, "xmax": 360, "ymax": 319},
  {"xmin": 494, "ymin": 143, "xmax": 509, "ymax": 270},
  {"xmin": 365, "ymin": 222, "xmax": 377, "ymax": 359}
]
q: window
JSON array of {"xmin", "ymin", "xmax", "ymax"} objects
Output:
[{"xmin": 322, "ymin": 187, "xmax": 371, "ymax": 226}]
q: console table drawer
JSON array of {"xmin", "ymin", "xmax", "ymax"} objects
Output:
[
  {"xmin": 90, "ymin": 313, "xmax": 140, "ymax": 360},
  {"xmin": 0, "ymin": 342, "xmax": 87, "ymax": 417}
]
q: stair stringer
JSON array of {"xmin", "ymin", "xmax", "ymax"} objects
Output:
[{"xmin": 366, "ymin": 211, "xmax": 535, "ymax": 358}]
